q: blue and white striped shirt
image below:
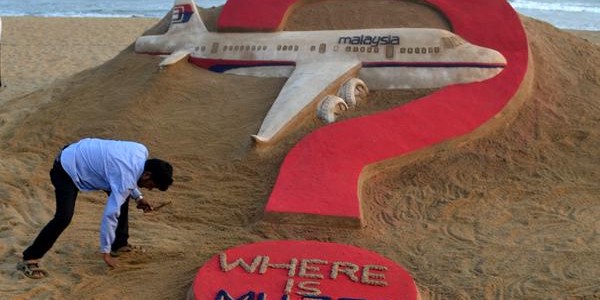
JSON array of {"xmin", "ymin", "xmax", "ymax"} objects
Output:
[{"xmin": 60, "ymin": 138, "xmax": 148, "ymax": 253}]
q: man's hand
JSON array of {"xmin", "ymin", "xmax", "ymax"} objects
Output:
[
  {"xmin": 136, "ymin": 198, "xmax": 154, "ymax": 213},
  {"xmin": 103, "ymin": 253, "xmax": 118, "ymax": 268}
]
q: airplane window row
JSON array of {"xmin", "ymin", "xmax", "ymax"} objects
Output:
[
  {"xmin": 197, "ymin": 43, "xmax": 442, "ymax": 55},
  {"xmin": 344, "ymin": 46, "xmax": 381, "ymax": 53},
  {"xmin": 342, "ymin": 46, "xmax": 441, "ymax": 54},
  {"xmin": 277, "ymin": 45, "xmax": 299, "ymax": 51},
  {"xmin": 222, "ymin": 45, "xmax": 269, "ymax": 52},
  {"xmin": 400, "ymin": 47, "xmax": 441, "ymax": 54}
]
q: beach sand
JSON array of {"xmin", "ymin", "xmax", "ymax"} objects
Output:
[
  {"xmin": 567, "ymin": 29, "xmax": 600, "ymax": 45},
  {"xmin": 0, "ymin": 17, "xmax": 158, "ymax": 103},
  {"xmin": 0, "ymin": 2, "xmax": 599, "ymax": 299}
]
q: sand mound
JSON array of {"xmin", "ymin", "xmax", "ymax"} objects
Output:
[{"xmin": 0, "ymin": 1, "xmax": 598, "ymax": 299}]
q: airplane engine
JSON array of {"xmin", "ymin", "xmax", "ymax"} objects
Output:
[
  {"xmin": 317, "ymin": 95, "xmax": 348, "ymax": 123},
  {"xmin": 338, "ymin": 78, "xmax": 369, "ymax": 108}
]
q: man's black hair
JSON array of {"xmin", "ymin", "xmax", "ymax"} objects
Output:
[{"xmin": 144, "ymin": 159, "xmax": 173, "ymax": 191}]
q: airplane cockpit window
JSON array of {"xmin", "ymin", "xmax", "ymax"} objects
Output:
[{"xmin": 441, "ymin": 36, "xmax": 465, "ymax": 49}]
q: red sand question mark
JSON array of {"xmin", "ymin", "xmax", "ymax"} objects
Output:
[{"xmin": 219, "ymin": 0, "xmax": 530, "ymax": 225}]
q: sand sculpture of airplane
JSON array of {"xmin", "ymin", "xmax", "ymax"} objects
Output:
[{"xmin": 135, "ymin": 0, "xmax": 507, "ymax": 144}]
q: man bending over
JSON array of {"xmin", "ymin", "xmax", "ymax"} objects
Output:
[{"xmin": 18, "ymin": 138, "xmax": 174, "ymax": 278}]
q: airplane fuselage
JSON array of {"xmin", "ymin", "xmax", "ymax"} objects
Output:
[{"xmin": 140, "ymin": 28, "xmax": 505, "ymax": 89}]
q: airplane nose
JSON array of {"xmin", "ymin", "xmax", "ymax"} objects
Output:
[
  {"xmin": 476, "ymin": 46, "xmax": 507, "ymax": 66},
  {"xmin": 493, "ymin": 50, "xmax": 507, "ymax": 66},
  {"xmin": 456, "ymin": 43, "xmax": 507, "ymax": 68}
]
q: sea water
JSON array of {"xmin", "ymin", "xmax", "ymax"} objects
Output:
[
  {"xmin": 0, "ymin": 0, "xmax": 221, "ymax": 18},
  {"xmin": 0, "ymin": 0, "xmax": 598, "ymax": 30},
  {"xmin": 509, "ymin": 0, "xmax": 600, "ymax": 30}
]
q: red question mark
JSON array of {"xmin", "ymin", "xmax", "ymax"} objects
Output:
[{"xmin": 219, "ymin": 0, "xmax": 530, "ymax": 225}]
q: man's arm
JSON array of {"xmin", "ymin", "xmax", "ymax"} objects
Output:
[
  {"xmin": 130, "ymin": 188, "xmax": 142, "ymax": 201},
  {"xmin": 99, "ymin": 188, "xmax": 130, "ymax": 267}
]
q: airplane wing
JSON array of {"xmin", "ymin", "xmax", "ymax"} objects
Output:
[
  {"xmin": 252, "ymin": 60, "xmax": 362, "ymax": 144},
  {"xmin": 159, "ymin": 49, "xmax": 192, "ymax": 67}
]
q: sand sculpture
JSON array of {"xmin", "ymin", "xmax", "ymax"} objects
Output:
[
  {"xmin": 188, "ymin": 241, "xmax": 420, "ymax": 300},
  {"xmin": 135, "ymin": 0, "xmax": 528, "ymax": 300},
  {"xmin": 259, "ymin": 0, "xmax": 530, "ymax": 227},
  {"xmin": 135, "ymin": 0, "xmax": 506, "ymax": 145},
  {"xmin": 136, "ymin": 0, "xmax": 527, "ymax": 228}
]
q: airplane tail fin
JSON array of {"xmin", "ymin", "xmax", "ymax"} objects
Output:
[
  {"xmin": 167, "ymin": 0, "xmax": 207, "ymax": 34},
  {"xmin": 135, "ymin": 0, "xmax": 206, "ymax": 55}
]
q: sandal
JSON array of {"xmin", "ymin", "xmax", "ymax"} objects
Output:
[{"xmin": 17, "ymin": 261, "xmax": 49, "ymax": 279}]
